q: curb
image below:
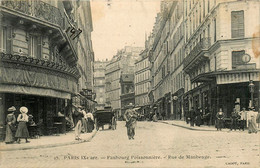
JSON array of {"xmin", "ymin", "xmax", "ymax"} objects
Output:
[
  {"xmin": 0, "ymin": 130, "xmax": 98, "ymax": 151},
  {"xmin": 159, "ymin": 121, "xmax": 218, "ymax": 132}
]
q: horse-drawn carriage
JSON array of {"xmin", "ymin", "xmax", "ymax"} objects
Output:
[{"xmin": 93, "ymin": 107, "xmax": 117, "ymax": 130}]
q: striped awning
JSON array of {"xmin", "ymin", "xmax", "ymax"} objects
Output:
[{"xmin": 216, "ymin": 71, "xmax": 260, "ymax": 84}]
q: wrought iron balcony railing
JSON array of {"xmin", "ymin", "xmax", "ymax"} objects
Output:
[
  {"xmin": 0, "ymin": 53, "xmax": 80, "ymax": 79},
  {"xmin": 183, "ymin": 37, "xmax": 211, "ymax": 69},
  {"xmin": 1, "ymin": 0, "xmax": 63, "ymax": 28}
]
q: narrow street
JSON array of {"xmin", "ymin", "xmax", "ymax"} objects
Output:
[{"xmin": 1, "ymin": 122, "xmax": 259, "ymax": 168}]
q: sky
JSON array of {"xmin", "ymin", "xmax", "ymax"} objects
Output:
[{"xmin": 91, "ymin": 0, "xmax": 161, "ymax": 61}]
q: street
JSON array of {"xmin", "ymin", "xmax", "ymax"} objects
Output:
[{"xmin": 1, "ymin": 121, "xmax": 259, "ymax": 168}]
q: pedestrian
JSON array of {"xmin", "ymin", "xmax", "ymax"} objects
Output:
[
  {"xmin": 216, "ymin": 108, "xmax": 225, "ymax": 131},
  {"xmin": 238, "ymin": 107, "xmax": 247, "ymax": 131},
  {"xmin": 189, "ymin": 107, "xmax": 195, "ymax": 127},
  {"xmin": 81, "ymin": 107, "xmax": 87, "ymax": 133},
  {"xmin": 74, "ymin": 106, "xmax": 84, "ymax": 140},
  {"xmin": 15, "ymin": 107, "xmax": 30, "ymax": 143},
  {"xmin": 195, "ymin": 108, "xmax": 202, "ymax": 127},
  {"xmin": 230, "ymin": 108, "xmax": 239, "ymax": 131},
  {"xmin": 124, "ymin": 103, "xmax": 139, "ymax": 140},
  {"xmin": 185, "ymin": 110, "xmax": 190, "ymax": 124},
  {"xmin": 203, "ymin": 107, "xmax": 211, "ymax": 126},
  {"xmin": 247, "ymin": 108, "xmax": 258, "ymax": 134},
  {"xmin": 86, "ymin": 110, "xmax": 94, "ymax": 133},
  {"xmin": 5, "ymin": 106, "xmax": 17, "ymax": 144}
]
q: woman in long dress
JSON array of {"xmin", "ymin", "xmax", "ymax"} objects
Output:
[
  {"xmin": 216, "ymin": 108, "xmax": 225, "ymax": 131},
  {"xmin": 5, "ymin": 106, "xmax": 16, "ymax": 144},
  {"xmin": 248, "ymin": 112, "xmax": 258, "ymax": 134},
  {"xmin": 15, "ymin": 107, "xmax": 30, "ymax": 143}
]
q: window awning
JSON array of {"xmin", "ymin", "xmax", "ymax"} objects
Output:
[
  {"xmin": 216, "ymin": 71, "xmax": 259, "ymax": 85},
  {"xmin": 0, "ymin": 84, "xmax": 71, "ymax": 99}
]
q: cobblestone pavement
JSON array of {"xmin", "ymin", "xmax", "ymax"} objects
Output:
[{"xmin": 0, "ymin": 121, "xmax": 259, "ymax": 168}]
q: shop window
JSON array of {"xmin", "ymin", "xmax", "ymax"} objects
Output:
[
  {"xmin": 231, "ymin": 11, "xmax": 244, "ymax": 38},
  {"xmin": 232, "ymin": 50, "xmax": 245, "ymax": 69}
]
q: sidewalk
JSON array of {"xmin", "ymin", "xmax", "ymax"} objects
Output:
[
  {"xmin": 0, "ymin": 130, "xmax": 97, "ymax": 151},
  {"xmin": 159, "ymin": 120, "xmax": 260, "ymax": 132}
]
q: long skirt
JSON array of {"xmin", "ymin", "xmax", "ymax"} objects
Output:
[
  {"xmin": 15, "ymin": 122, "xmax": 29, "ymax": 138},
  {"xmin": 248, "ymin": 120, "xmax": 258, "ymax": 133},
  {"xmin": 82, "ymin": 118, "xmax": 87, "ymax": 133},
  {"xmin": 86, "ymin": 118, "xmax": 94, "ymax": 133},
  {"xmin": 216, "ymin": 119, "xmax": 224, "ymax": 130},
  {"xmin": 75, "ymin": 120, "xmax": 82, "ymax": 138},
  {"xmin": 5, "ymin": 124, "xmax": 15, "ymax": 143},
  {"xmin": 195, "ymin": 116, "xmax": 202, "ymax": 126}
]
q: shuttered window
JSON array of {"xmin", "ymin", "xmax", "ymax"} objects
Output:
[
  {"xmin": 232, "ymin": 50, "xmax": 245, "ymax": 69},
  {"xmin": 231, "ymin": 11, "xmax": 244, "ymax": 38}
]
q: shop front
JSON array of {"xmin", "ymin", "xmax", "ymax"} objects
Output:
[
  {"xmin": 0, "ymin": 53, "xmax": 79, "ymax": 140},
  {"xmin": 172, "ymin": 89, "xmax": 184, "ymax": 120},
  {"xmin": 186, "ymin": 70, "xmax": 260, "ymax": 125}
]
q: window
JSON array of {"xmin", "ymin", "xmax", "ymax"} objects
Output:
[
  {"xmin": 208, "ymin": 0, "xmax": 210, "ymax": 13},
  {"xmin": 203, "ymin": 0, "xmax": 205, "ymax": 17},
  {"xmin": 29, "ymin": 35, "xmax": 42, "ymax": 58},
  {"xmin": 231, "ymin": 11, "xmax": 244, "ymax": 38},
  {"xmin": 232, "ymin": 50, "xmax": 245, "ymax": 69},
  {"xmin": 214, "ymin": 18, "xmax": 217, "ymax": 42},
  {"xmin": 0, "ymin": 27, "xmax": 7, "ymax": 52}
]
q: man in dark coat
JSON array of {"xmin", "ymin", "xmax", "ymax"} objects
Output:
[
  {"xmin": 190, "ymin": 107, "xmax": 195, "ymax": 127},
  {"xmin": 124, "ymin": 103, "xmax": 139, "ymax": 140}
]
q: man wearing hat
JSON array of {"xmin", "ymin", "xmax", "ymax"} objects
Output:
[
  {"xmin": 124, "ymin": 103, "xmax": 139, "ymax": 140},
  {"xmin": 5, "ymin": 106, "xmax": 17, "ymax": 144},
  {"xmin": 15, "ymin": 106, "xmax": 30, "ymax": 143}
]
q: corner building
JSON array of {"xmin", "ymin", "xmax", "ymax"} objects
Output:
[
  {"xmin": 183, "ymin": 0, "xmax": 260, "ymax": 124},
  {"xmin": 0, "ymin": 0, "xmax": 94, "ymax": 139}
]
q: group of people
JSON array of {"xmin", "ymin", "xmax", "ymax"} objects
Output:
[
  {"xmin": 215, "ymin": 107, "xmax": 260, "ymax": 133},
  {"xmin": 5, "ymin": 106, "xmax": 30, "ymax": 144},
  {"xmin": 73, "ymin": 105, "xmax": 94, "ymax": 140},
  {"xmin": 186, "ymin": 107, "xmax": 207, "ymax": 127}
]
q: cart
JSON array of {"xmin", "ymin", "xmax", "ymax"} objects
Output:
[{"xmin": 94, "ymin": 109, "xmax": 117, "ymax": 131}]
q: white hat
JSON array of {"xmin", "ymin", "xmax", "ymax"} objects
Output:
[
  {"xmin": 8, "ymin": 106, "xmax": 16, "ymax": 112},
  {"xmin": 20, "ymin": 106, "xmax": 28, "ymax": 113}
]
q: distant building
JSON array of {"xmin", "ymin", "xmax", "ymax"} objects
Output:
[
  {"xmin": 135, "ymin": 35, "xmax": 153, "ymax": 118},
  {"xmin": 105, "ymin": 46, "xmax": 143, "ymax": 117},
  {"xmin": 120, "ymin": 74, "xmax": 135, "ymax": 116},
  {"xmin": 94, "ymin": 60, "xmax": 108, "ymax": 110}
]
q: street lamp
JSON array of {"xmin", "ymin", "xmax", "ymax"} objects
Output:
[{"xmin": 248, "ymin": 80, "xmax": 255, "ymax": 108}]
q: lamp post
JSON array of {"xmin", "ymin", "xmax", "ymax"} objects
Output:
[{"xmin": 248, "ymin": 80, "xmax": 255, "ymax": 108}]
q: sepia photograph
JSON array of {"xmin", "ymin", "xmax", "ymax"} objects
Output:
[{"xmin": 0, "ymin": 0, "xmax": 259, "ymax": 167}]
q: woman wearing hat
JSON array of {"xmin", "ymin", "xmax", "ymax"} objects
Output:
[
  {"xmin": 5, "ymin": 106, "xmax": 17, "ymax": 144},
  {"xmin": 15, "ymin": 106, "xmax": 30, "ymax": 143}
]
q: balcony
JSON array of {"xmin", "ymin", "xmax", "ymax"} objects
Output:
[
  {"xmin": 183, "ymin": 38, "xmax": 211, "ymax": 73},
  {"xmin": 1, "ymin": 1, "xmax": 63, "ymax": 27},
  {"xmin": 1, "ymin": 0, "xmax": 78, "ymax": 64},
  {"xmin": 0, "ymin": 53, "xmax": 80, "ymax": 79}
]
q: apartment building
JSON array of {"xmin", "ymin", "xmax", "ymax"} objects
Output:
[
  {"xmin": 183, "ymin": 0, "xmax": 260, "ymax": 123},
  {"xmin": 105, "ymin": 46, "xmax": 143, "ymax": 117}
]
